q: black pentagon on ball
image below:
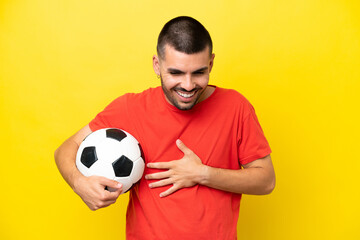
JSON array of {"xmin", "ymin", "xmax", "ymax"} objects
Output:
[
  {"xmin": 106, "ymin": 128, "xmax": 127, "ymax": 142},
  {"xmin": 81, "ymin": 146, "xmax": 98, "ymax": 168},
  {"xmin": 112, "ymin": 155, "xmax": 133, "ymax": 177}
]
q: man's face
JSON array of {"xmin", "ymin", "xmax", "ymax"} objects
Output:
[{"xmin": 153, "ymin": 45, "xmax": 215, "ymax": 110}]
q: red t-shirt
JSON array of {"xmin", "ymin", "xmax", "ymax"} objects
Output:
[{"xmin": 89, "ymin": 86, "xmax": 271, "ymax": 240}]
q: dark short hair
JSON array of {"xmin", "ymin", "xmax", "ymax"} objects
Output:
[{"xmin": 157, "ymin": 16, "xmax": 213, "ymax": 59}]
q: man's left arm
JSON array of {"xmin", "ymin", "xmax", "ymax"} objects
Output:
[{"xmin": 146, "ymin": 139, "xmax": 275, "ymax": 197}]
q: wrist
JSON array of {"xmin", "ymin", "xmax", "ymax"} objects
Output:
[
  {"xmin": 70, "ymin": 169, "xmax": 85, "ymax": 192},
  {"xmin": 198, "ymin": 164, "xmax": 210, "ymax": 186}
]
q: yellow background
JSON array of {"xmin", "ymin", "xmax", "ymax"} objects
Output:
[{"xmin": 1, "ymin": 0, "xmax": 359, "ymax": 239}]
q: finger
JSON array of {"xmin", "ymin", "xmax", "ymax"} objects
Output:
[
  {"xmin": 98, "ymin": 177, "xmax": 122, "ymax": 189},
  {"xmin": 100, "ymin": 187, "xmax": 122, "ymax": 202},
  {"xmin": 106, "ymin": 188, "xmax": 122, "ymax": 200},
  {"xmin": 145, "ymin": 171, "xmax": 170, "ymax": 180},
  {"xmin": 176, "ymin": 139, "xmax": 192, "ymax": 155},
  {"xmin": 159, "ymin": 185, "xmax": 179, "ymax": 198},
  {"xmin": 149, "ymin": 178, "xmax": 174, "ymax": 188},
  {"xmin": 147, "ymin": 162, "xmax": 172, "ymax": 169},
  {"xmin": 95, "ymin": 199, "xmax": 117, "ymax": 209}
]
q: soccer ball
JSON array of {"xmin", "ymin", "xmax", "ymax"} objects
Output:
[{"xmin": 75, "ymin": 128, "xmax": 145, "ymax": 193}]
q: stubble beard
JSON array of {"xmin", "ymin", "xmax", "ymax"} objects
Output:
[{"xmin": 160, "ymin": 76, "xmax": 203, "ymax": 111}]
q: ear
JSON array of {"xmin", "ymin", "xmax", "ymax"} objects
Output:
[
  {"xmin": 153, "ymin": 55, "xmax": 161, "ymax": 76},
  {"xmin": 209, "ymin": 53, "xmax": 215, "ymax": 73}
]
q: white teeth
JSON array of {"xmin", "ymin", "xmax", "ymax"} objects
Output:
[{"xmin": 177, "ymin": 91, "xmax": 195, "ymax": 98}]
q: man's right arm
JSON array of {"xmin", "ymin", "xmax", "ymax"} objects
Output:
[{"xmin": 54, "ymin": 124, "xmax": 123, "ymax": 211}]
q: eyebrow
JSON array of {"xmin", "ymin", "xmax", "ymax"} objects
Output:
[{"xmin": 167, "ymin": 67, "xmax": 208, "ymax": 74}]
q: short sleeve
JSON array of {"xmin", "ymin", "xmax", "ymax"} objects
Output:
[
  {"xmin": 238, "ymin": 103, "xmax": 271, "ymax": 165},
  {"xmin": 89, "ymin": 94, "xmax": 132, "ymax": 132}
]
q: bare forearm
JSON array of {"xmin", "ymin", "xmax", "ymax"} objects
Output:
[
  {"xmin": 200, "ymin": 166, "xmax": 274, "ymax": 195},
  {"xmin": 54, "ymin": 125, "xmax": 92, "ymax": 189},
  {"xmin": 199, "ymin": 156, "xmax": 275, "ymax": 195},
  {"xmin": 54, "ymin": 138, "xmax": 83, "ymax": 190}
]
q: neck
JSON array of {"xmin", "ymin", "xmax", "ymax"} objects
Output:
[{"xmin": 197, "ymin": 85, "xmax": 216, "ymax": 103}]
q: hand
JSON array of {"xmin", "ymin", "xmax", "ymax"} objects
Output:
[
  {"xmin": 145, "ymin": 139, "xmax": 207, "ymax": 197},
  {"xmin": 73, "ymin": 175, "xmax": 123, "ymax": 211}
]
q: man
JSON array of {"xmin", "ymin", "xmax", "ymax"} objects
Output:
[{"xmin": 55, "ymin": 16, "xmax": 275, "ymax": 239}]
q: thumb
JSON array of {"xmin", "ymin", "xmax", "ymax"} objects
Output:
[
  {"xmin": 99, "ymin": 177, "xmax": 122, "ymax": 189},
  {"xmin": 176, "ymin": 139, "xmax": 191, "ymax": 154}
]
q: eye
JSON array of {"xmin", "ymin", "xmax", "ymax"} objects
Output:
[
  {"xmin": 193, "ymin": 71, "xmax": 205, "ymax": 75},
  {"xmin": 169, "ymin": 71, "xmax": 182, "ymax": 75}
]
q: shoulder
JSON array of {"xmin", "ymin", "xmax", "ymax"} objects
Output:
[
  {"xmin": 213, "ymin": 86, "xmax": 253, "ymax": 108},
  {"xmin": 107, "ymin": 87, "xmax": 162, "ymax": 107},
  {"xmin": 208, "ymin": 86, "xmax": 256, "ymax": 120},
  {"xmin": 89, "ymin": 87, "xmax": 162, "ymax": 130},
  {"xmin": 129, "ymin": 86, "xmax": 162, "ymax": 101}
]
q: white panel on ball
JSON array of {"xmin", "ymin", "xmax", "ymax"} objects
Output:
[
  {"xmin": 130, "ymin": 158, "xmax": 145, "ymax": 183},
  {"xmin": 96, "ymin": 138, "xmax": 123, "ymax": 164},
  {"xmin": 90, "ymin": 160, "xmax": 115, "ymax": 179},
  {"xmin": 118, "ymin": 134, "xmax": 141, "ymax": 160},
  {"xmin": 113, "ymin": 176, "xmax": 133, "ymax": 193}
]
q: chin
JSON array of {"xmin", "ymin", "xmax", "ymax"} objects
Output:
[
  {"xmin": 175, "ymin": 104, "xmax": 195, "ymax": 110},
  {"xmin": 171, "ymin": 98, "xmax": 197, "ymax": 110}
]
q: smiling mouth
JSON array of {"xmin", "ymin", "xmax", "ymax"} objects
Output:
[{"xmin": 176, "ymin": 90, "xmax": 196, "ymax": 98}]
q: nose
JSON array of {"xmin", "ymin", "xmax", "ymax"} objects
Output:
[{"xmin": 181, "ymin": 74, "xmax": 195, "ymax": 91}]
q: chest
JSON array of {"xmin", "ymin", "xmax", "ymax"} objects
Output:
[{"xmin": 131, "ymin": 104, "xmax": 241, "ymax": 170}]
